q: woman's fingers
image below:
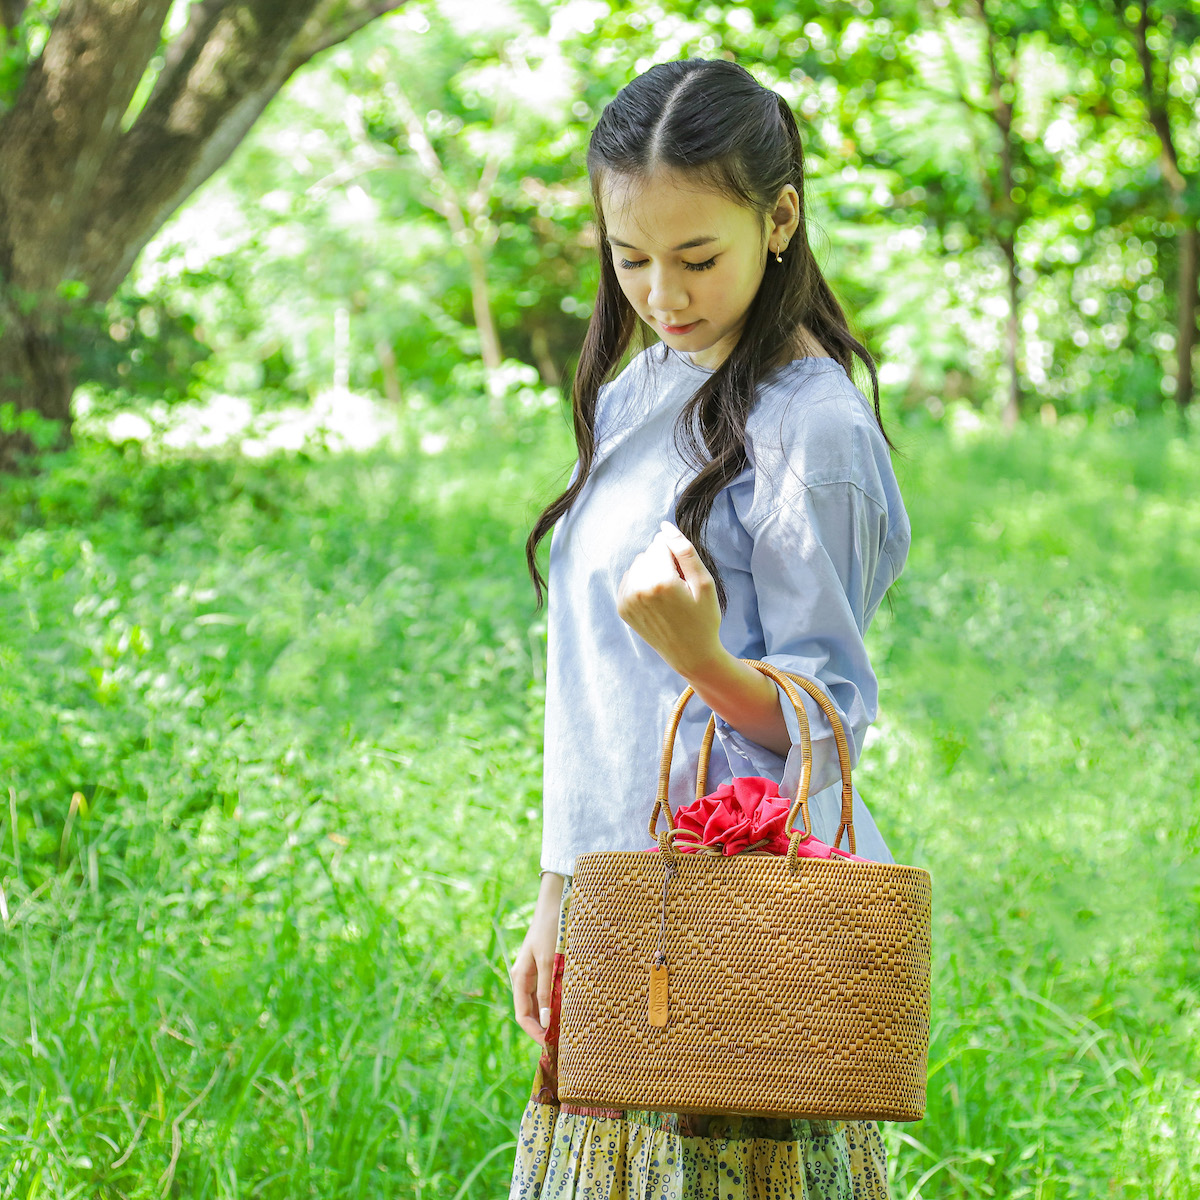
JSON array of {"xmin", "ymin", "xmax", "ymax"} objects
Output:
[
  {"xmin": 617, "ymin": 525, "xmax": 724, "ymax": 677},
  {"xmin": 515, "ymin": 992, "xmax": 546, "ymax": 1043},
  {"xmin": 621, "ymin": 527, "xmax": 712, "ymax": 607},
  {"xmin": 617, "ymin": 555, "xmax": 671, "ymax": 620},
  {"xmin": 536, "ymin": 953, "xmax": 554, "ymax": 1032},
  {"xmin": 619, "ymin": 534, "xmax": 686, "ymax": 601},
  {"xmin": 511, "ymin": 948, "xmax": 548, "ymax": 1044},
  {"xmin": 655, "ymin": 528, "xmax": 687, "ymax": 581},
  {"xmin": 660, "ymin": 522, "xmax": 712, "ymax": 597},
  {"xmin": 511, "ymin": 882, "xmax": 563, "ymax": 1046}
]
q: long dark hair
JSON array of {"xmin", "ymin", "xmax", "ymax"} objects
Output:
[{"xmin": 526, "ymin": 59, "xmax": 889, "ymax": 606}]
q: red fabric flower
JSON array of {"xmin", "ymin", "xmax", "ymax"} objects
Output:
[{"xmin": 654, "ymin": 776, "xmax": 867, "ymax": 861}]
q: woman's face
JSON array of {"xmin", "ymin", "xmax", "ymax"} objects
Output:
[{"xmin": 599, "ymin": 170, "xmax": 790, "ymax": 370}]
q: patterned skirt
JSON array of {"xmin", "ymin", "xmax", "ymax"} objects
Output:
[{"xmin": 509, "ymin": 878, "xmax": 891, "ymax": 1200}]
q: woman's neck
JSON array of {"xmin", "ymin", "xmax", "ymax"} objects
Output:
[{"xmin": 791, "ymin": 324, "xmax": 831, "ymax": 360}]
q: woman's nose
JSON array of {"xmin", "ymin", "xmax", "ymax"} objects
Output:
[{"xmin": 647, "ymin": 267, "xmax": 687, "ymax": 315}]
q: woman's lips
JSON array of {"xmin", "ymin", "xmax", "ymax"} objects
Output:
[{"xmin": 659, "ymin": 320, "xmax": 699, "ymax": 334}]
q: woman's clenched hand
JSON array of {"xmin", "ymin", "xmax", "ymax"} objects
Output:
[
  {"xmin": 617, "ymin": 522, "xmax": 792, "ymax": 757},
  {"xmin": 616, "ymin": 522, "xmax": 724, "ymax": 678}
]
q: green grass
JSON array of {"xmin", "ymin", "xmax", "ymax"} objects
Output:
[{"xmin": 0, "ymin": 407, "xmax": 1197, "ymax": 1198}]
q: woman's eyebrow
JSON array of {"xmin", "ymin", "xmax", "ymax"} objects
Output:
[{"xmin": 606, "ymin": 235, "xmax": 719, "ymax": 252}]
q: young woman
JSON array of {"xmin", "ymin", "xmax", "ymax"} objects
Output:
[{"xmin": 509, "ymin": 58, "xmax": 909, "ymax": 1199}]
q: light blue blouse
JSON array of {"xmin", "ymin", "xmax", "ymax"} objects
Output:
[{"xmin": 541, "ymin": 344, "xmax": 910, "ymax": 876}]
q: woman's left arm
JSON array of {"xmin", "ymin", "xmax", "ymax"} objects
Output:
[{"xmin": 616, "ymin": 522, "xmax": 791, "ymax": 755}]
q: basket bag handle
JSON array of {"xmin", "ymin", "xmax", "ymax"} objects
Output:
[{"xmin": 647, "ymin": 659, "xmax": 857, "ymax": 855}]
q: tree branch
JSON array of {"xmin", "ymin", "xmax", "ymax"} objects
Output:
[
  {"xmin": 929, "ymin": 3, "xmax": 993, "ymax": 205},
  {"xmin": 289, "ymin": 0, "xmax": 407, "ymax": 68},
  {"xmin": 390, "ymin": 82, "xmax": 468, "ymax": 231},
  {"xmin": 0, "ymin": 0, "xmax": 173, "ymax": 290},
  {"xmin": 146, "ymin": 0, "xmax": 232, "ymax": 111},
  {"xmin": 470, "ymin": 96, "xmax": 509, "ymax": 222},
  {"xmin": 1132, "ymin": 0, "xmax": 1186, "ymax": 195},
  {"xmin": 71, "ymin": 0, "xmax": 409, "ymax": 301},
  {"xmin": 386, "ymin": 79, "xmax": 502, "ymax": 369}
]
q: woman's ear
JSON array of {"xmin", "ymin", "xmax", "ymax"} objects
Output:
[{"xmin": 770, "ymin": 184, "xmax": 801, "ymax": 244}]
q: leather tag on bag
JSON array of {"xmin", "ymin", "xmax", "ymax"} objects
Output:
[{"xmin": 648, "ymin": 963, "xmax": 669, "ymax": 1027}]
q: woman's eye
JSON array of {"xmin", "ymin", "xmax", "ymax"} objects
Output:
[{"xmin": 615, "ymin": 256, "xmax": 717, "ymax": 271}]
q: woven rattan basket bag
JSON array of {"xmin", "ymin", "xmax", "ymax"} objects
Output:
[{"xmin": 557, "ymin": 660, "xmax": 931, "ymax": 1122}]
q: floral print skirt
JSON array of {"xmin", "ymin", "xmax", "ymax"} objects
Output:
[{"xmin": 509, "ymin": 878, "xmax": 891, "ymax": 1200}]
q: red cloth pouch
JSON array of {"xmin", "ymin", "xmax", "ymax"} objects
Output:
[{"xmin": 651, "ymin": 775, "xmax": 868, "ymax": 861}]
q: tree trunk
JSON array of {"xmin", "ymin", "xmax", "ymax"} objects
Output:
[
  {"xmin": 974, "ymin": 0, "xmax": 1023, "ymax": 424},
  {"xmin": 1000, "ymin": 234, "xmax": 1021, "ymax": 429},
  {"xmin": 0, "ymin": 315, "xmax": 74, "ymax": 469},
  {"xmin": 1176, "ymin": 218, "xmax": 1197, "ymax": 410},
  {"xmin": 389, "ymin": 85, "xmax": 503, "ymax": 376},
  {"xmin": 375, "ymin": 339, "xmax": 402, "ymax": 406},
  {"xmin": 0, "ymin": 0, "xmax": 409, "ymax": 469},
  {"xmin": 462, "ymin": 239, "xmax": 503, "ymax": 373},
  {"xmin": 530, "ymin": 325, "xmax": 561, "ymax": 386},
  {"xmin": 1131, "ymin": 0, "xmax": 1194, "ymax": 410}
]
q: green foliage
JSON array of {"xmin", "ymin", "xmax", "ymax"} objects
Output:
[
  {"xmin": 122, "ymin": 0, "xmax": 600, "ymax": 407},
  {"xmin": 66, "ymin": 293, "xmax": 214, "ymax": 412},
  {"xmin": 1, "ymin": 407, "xmax": 1198, "ymax": 1196},
  {"xmin": 0, "ymin": 0, "xmax": 56, "ymax": 112},
  {"xmin": 0, "ymin": 408, "xmax": 570, "ymax": 1196},
  {"xmin": 0, "ymin": 402, "xmax": 60, "ymax": 450},
  {"xmin": 98, "ymin": 0, "xmax": 1198, "ymax": 422},
  {"xmin": 4, "ymin": 0, "xmax": 1197, "ymax": 420}
]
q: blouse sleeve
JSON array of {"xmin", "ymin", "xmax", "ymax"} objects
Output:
[
  {"xmin": 739, "ymin": 483, "xmax": 896, "ymax": 795},
  {"xmin": 714, "ymin": 379, "xmax": 907, "ymax": 803}
]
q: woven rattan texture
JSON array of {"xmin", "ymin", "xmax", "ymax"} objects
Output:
[{"xmin": 558, "ymin": 852, "xmax": 932, "ymax": 1121}]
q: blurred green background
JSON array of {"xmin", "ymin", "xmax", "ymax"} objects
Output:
[{"xmin": 1, "ymin": 0, "xmax": 1198, "ymax": 1197}]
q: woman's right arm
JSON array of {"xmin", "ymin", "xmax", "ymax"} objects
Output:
[{"xmin": 510, "ymin": 870, "xmax": 565, "ymax": 1044}]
